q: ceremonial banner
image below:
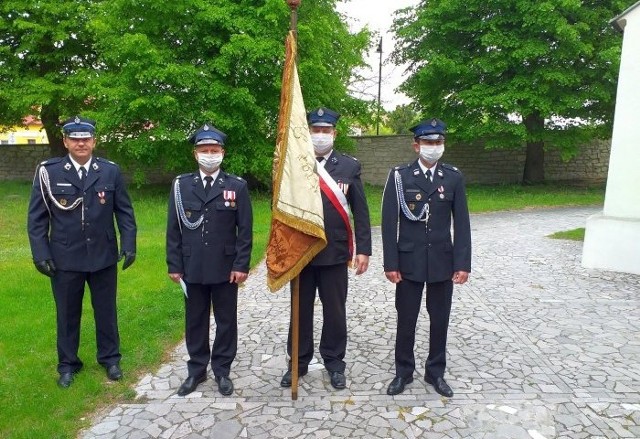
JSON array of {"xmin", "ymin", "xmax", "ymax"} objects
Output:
[{"xmin": 266, "ymin": 30, "xmax": 326, "ymax": 292}]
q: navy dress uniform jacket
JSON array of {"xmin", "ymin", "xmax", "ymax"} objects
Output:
[
  {"xmin": 381, "ymin": 160, "xmax": 471, "ymax": 282},
  {"xmin": 312, "ymin": 151, "xmax": 372, "ymax": 265},
  {"xmin": 166, "ymin": 171, "xmax": 252, "ymax": 284},
  {"xmin": 28, "ymin": 156, "xmax": 137, "ymax": 272}
]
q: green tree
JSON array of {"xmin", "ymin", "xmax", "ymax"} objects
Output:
[
  {"xmin": 392, "ymin": 0, "xmax": 628, "ymax": 183},
  {"xmin": 386, "ymin": 104, "xmax": 419, "ymax": 134},
  {"xmin": 89, "ymin": 0, "xmax": 370, "ymax": 185},
  {"xmin": 0, "ymin": 0, "xmax": 369, "ymax": 185},
  {"xmin": 0, "ymin": 1, "xmax": 101, "ymax": 156}
]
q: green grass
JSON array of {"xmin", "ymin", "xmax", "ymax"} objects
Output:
[
  {"xmin": 0, "ymin": 180, "xmax": 603, "ymax": 438},
  {"xmin": 548, "ymin": 227, "xmax": 586, "ymax": 241}
]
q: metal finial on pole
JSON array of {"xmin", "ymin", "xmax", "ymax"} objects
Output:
[{"xmin": 287, "ymin": 0, "xmax": 301, "ymax": 33}]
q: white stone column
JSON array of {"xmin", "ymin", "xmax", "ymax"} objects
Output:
[{"xmin": 582, "ymin": 3, "xmax": 640, "ymax": 275}]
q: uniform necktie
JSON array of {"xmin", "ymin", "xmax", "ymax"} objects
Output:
[
  {"xmin": 79, "ymin": 167, "xmax": 86, "ymax": 181},
  {"xmin": 425, "ymin": 169, "xmax": 432, "ymax": 182},
  {"xmin": 204, "ymin": 176, "xmax": 213, "ymax": 195},
  {"xmin": 316, "ymin": 157, "xmax": 324, "ymax": 163}
]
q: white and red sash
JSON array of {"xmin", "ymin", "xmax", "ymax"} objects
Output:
[{"xmin": 316, "ymin": 163, "xmax": 354, "ymax": 258}]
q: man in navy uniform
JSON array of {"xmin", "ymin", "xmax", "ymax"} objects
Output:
[
  {"xmin": 166, "ymin": 123, "xmax": 252, "ymax": 396},
  {"xmin": 382, "ymin": 118, "xmax": 471, "ymax": 397},
  {"xmin": 280, "ymin": 107, "xmax": 372, "ymax": 390},
  {"xmin": 27, "ymin": 116, "xmax": 137, "ymax": 388}
]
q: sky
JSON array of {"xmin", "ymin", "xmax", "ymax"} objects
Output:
[{"xmin": 336, "ymin": 0, "xmax": 420, "ymax": 111}]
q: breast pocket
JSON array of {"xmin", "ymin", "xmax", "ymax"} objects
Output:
[
  {"xmin": 51, "ymin": 185, "xmax": 78, "ymax": 207},
  {"xmin": 403, "ymin": 189, "xmax": 427, "ymax": 212},
  {"xmin": 436, "ymin": 191, "xmax": 454, "ymax": 203},
  {"xmin": 216, "ymin": 201, "xmax": 238, "ymax": 212},
  {"xmin": 94, "ymin": 184, "xmax": 115, "ymax": 206},
  {"xmin": 182, "ymin": 201, "xmax": 202, "ymax": 220}
]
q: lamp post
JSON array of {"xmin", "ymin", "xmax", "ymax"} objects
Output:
[{"xmin": 376, "ymin": 37, "xmax": 382, "ymax": 135}]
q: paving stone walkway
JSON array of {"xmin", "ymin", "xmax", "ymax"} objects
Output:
[{"xmin": 81, "ymin": 207, "xmax": 640, "ymax": 439}]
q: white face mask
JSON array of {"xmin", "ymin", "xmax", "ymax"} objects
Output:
[
  {"xmin": 420, "ymin": 144, "xmax": 445, "ymax": 164},
  {"xmin": 310, "ymin": 133, "xmax": 334, "ymax": 155},
  {"xmin": 197, "ymin": 152, "xmax": 223, "ymax": 172}
]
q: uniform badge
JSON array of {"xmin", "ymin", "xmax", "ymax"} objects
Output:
[
  {"xmin": 64, "ymin": 163, "xmax": 72, "ymax": 171},
  {"xmin": 224, "ymin": 190, "xmax": 236, "ymax": 207},
  {"xmin": 409, "ymin": 203, "xmax": 415, "ymax": 210},
  {"xmin": 337, "ymin": 181, "xmax": 349, "ymax": 195},
  {"xmin": 74, "ymin": 116, "xmax": 81, "ymax": 124},
  {"xmin": 431, "ymin": 119, "xmax": 437, "ymax": 127},
  {"xmin": 98, "ymin": 191, "xmax": 106, "ymax": 204},
  {"xmin": 330, "ymin": 156, "xmax": 338, "ymax": 164},
  {"xmin": 438, "ymin": 185, "xmax": 444, "ymax": 193},
  {"xmin": 415, "ymin": 193, "xmax": 422, "ymax": 201},
  {"xmin": 318, "ymin": 108, "xmax": 324, "ymax": 116},
  {"xmin": 437, "ymin": 169, "xmax": 444, "ymax": 178},
  {"xmin": 413, "ymin": 169, "xmax": 420, "ymax": 176},
  {"xmin": 203, "ymin": 124, "xmax": 210, "ymax": 131},
  {"xmin": 440, "ymin": 193, "xmax": 445, "ymax": 199},
  {"xmin": 186, "ymin": 211, "xmax": 192, "ymax": 218},
  {"xmin": 60, "ymin": 198, "xmax": 67, "ymax": 206},
  {"xmin": 92, "ymin": 162, "xmax": 99, "ymax": 171}
]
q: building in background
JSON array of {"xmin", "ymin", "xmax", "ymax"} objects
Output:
[{"xmin": 0, "ymin": 116, "xmax": 49, "ymax": 145}]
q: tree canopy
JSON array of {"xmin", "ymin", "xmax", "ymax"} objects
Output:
[
  {"xmin": 392, "ymin": 0, "xmax": 630, "ymax": 183},
  {"xmin": 0, "ymin": 0, "xmax": 371, "ymax": 185},
  {"xmin": 0, "ymin": 0, "xmax": 102, "ymax": 154}
]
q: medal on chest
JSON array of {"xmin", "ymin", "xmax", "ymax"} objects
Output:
[{"xmin": 223, "ymin": 190, "xmax": 236, "ymax": 207}]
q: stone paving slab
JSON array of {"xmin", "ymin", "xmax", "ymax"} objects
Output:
[{"xmin": 81, "ymin": 207, "xmax": 640, "ymax": 439}]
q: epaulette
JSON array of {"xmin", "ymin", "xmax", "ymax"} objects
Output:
[
  {"xmin": 393, "ymin": 163, "xmax": 411, "ymax": 171},
  {"xmin": 441, "ymin": 163, "xmax": 461, "ymax": 173},
  {"xmin": 95, "ymin": 157, "xmax": 116, "ymax": 165},
  {"xmin": 340, "ymin": 152, "xmax": 359, "ymax": 162},
  {"xmin": 176, "ymin": 173, "xmax": 194, "ymax": 180},
  {"xmin": 39, "ymin": 157, "xmax": 62, "ymax": 166},
  {"xmin": 220, "ymin": 171, "xmax": 245, "ymax": 183}
]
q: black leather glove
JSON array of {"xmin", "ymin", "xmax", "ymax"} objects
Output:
[
  {"xmin": 34, "ymin": 259, "xmax": 56, "ymax": 277},
  {"xmin": 119, "ymin": 251, "xmax": 136, "ymax": 271}
]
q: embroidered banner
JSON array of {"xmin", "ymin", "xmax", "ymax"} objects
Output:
[{"xmin": 266, "ymin": 31, "xmax": 327, "ymax": 292}]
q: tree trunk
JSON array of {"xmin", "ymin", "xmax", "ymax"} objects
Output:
[
  {"xmin": 522, "ymin": 112, "xmax": 545, "ymax": 184},
  {"xmin": 40, "ymin": 104, "xmax": 66, "ymax": 157}
]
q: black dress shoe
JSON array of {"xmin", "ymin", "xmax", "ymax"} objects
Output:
[
  {"xmin": 177, "ymin": 375, "xmax": 207, "ymax": 396},
  {"xmin": 329, "ymin": 371, "xmax": 346, "ymax": 389},
  {"xmin": 425, "ymin": 375, "xmax": 453, "ymax": 397},
  {"xmin": 280, "ymin": 368, "xmax": 308, "ymax": 388},
  {"xmin": 215, "ymin": 376, "xmax": 234, "ymax": 396},
  {"xmin": 106, "ymin": 364, "xmax": 123, "ymax": 381},
  {"xmin": 386, "ymin": 376, "xmax": 413, "ymax": 395},
  {"xmin": 57, "ymin": 372, "xmax": 74, "ymax": 388}
]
